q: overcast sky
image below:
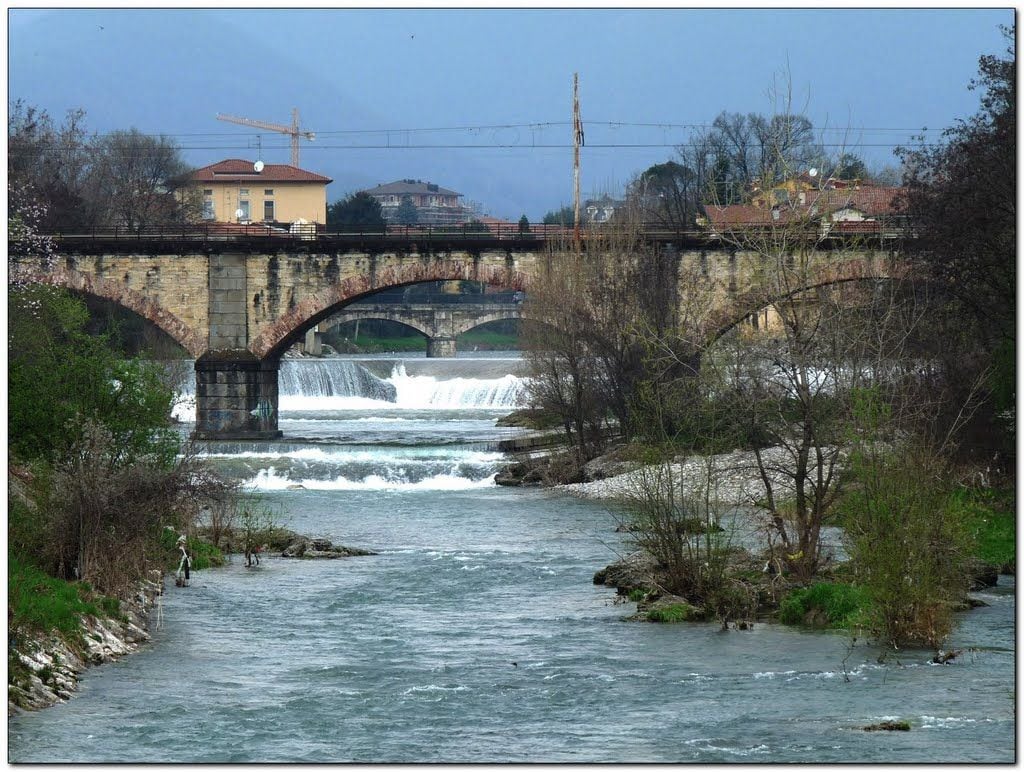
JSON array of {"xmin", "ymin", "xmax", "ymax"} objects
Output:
[{"xmin": 8, "ymin": 7, "xmax": 1012, "ymax": 220}]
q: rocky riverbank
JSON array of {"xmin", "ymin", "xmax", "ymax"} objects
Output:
[
  {"xmin": 560, "ymin": 446, "xmax": 815, "ymax": 505},
  {"xmin": 8, "ymin": 529, "xmax": 376, "ymax": 716},
  {"xmin": 8, "ymin": 574, "xmax": 164, "ymax": 716}
]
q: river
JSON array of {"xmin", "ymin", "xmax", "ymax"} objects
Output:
[{"xmin": 7, "ymin": 354, "xmax": 1015, "ymax": 763}]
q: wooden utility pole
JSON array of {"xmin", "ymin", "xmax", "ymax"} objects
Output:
[{"xmin": 572, "ymin": 73, "xmax": 583, "ymax": 247}]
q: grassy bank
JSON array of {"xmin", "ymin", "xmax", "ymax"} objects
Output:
[
  {"xmin": 8, "ymin": 556, "xmax": 123, "ymax": 645},
  {"xmin": 953, "ymin": 486, "xmax": 1015, "ymax": 571},
  {"xmin": 335, "ymin": 330, "xmax": 521, "ymax": 354}
]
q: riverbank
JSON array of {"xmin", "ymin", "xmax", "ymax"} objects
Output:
[
  {"xmin": 548, "ymin": 445, "xmax": 1010, "ymax": 632},
  {"xmin": 8, "ymin": 575, "xmax": 163, "ymax": 716}
]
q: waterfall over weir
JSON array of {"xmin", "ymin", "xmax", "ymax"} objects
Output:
[
  {"xmin": 280, "ymin": 359, "xmax": 524, "ymax": 410},
  {"xmin": 174, "ymin": 358, "xmax": 526, "ymax": 420},
  {"xmin": 279, "ymin": 359, "xmax": 398, "ymax": 403}
]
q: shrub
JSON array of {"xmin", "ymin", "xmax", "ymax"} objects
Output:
[
  {"xmin": 840, "ymin": 444, "xmax": 971, "ymax": 650},
  {"xmin": 8, "ymin": 285, "xmax": 180, "ymax": 466}
]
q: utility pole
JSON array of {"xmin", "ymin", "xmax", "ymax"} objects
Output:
[{"xmin": 572, "ymin": 73, "xmax": 583, "ymax": 248}]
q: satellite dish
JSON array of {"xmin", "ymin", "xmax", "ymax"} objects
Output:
[
  {"xmin": 254, "ymin": 160, "xmax": 265, "ymax": 172},
  {"xmin": 809, "ymin": 167, "xmax": 819, "ymax": 177}
]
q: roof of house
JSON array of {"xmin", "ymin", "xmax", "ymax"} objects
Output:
[
  {"xmin": 704, "ymin": 185, "xmax": 907, "ymax": 229},
  {"xmin": 190, "ymin": 159, "xmax": 332, "ymax": 184},
  {"xmin": 804, "ymin": 186, "xmax": 906, "ymax": 216},
  {"xmin": 363, "ymin": 180, "xmax": 461, "ymax": 197}
]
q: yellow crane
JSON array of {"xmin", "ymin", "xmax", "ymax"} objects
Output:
[{"xmin": 216, "ymin": 108, "xmax": 315, "ymax": 167}]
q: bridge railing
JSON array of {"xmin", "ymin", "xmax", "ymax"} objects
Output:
[{"xmin": 24, "ymin": 218, "xmax": 908, "ymax": 246}]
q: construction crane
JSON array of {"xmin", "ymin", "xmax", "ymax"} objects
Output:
[{"xmin": 216, "ymin": 108, "xmax": 315, "ymax": 167}]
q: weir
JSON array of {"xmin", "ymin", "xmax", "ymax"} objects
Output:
[
  {"xmin": 9, "ymin": 235, "xmax": 902, "ymax": 439},
  {"xmin": 178, "ymin": 357, "xmax": 526, "ymax": 422}
]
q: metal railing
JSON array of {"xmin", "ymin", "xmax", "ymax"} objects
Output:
[{"xmin": 21, "ymin": 218, "xmax": 909, "ymax": 246}]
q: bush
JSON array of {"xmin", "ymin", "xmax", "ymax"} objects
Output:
[
  {"xmin": 779, "ymin": 583, "xmax": 869, "ymax": 628},
  {"xmin": 840, "ymin": 444, "xmax": 970, "ymax": 650},
  {"xmin": 8, "ymin": 285, "xmax": 180, "ymax": 465}
]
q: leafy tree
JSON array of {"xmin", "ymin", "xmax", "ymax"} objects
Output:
[
  {"xmin": 518, "ymin": 214, "xmax": 530, "ymax": 234},
  {"xmin": 625, "ymin": 160, "xmax": 702, "ymax": 229},
  {"xmin": 327, "ymin": 191, "xmax": 386, "ymax": 232},
  {"xmin": 832, "ymin": 153, "xmax": 869, "ymax": 181},
  {"xmin": 542, "ymin": 205, "xmax": 574, "ymax": 225},
  {"xmin": 395, "ymin": 194, "xmax": 419, "ymax": 225},
  {"xmin": 8, "ymin": 285, "xmax": 179, "ymax": 465}
]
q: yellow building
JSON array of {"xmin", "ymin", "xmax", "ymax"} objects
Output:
[{"xmin": 190, "ymin": 159, "xmax": 332, "ymax": 225}]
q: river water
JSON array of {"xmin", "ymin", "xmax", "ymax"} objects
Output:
[{"xmin": 8, "ymin": 355, "xmax": 1015, "ymax": 763}]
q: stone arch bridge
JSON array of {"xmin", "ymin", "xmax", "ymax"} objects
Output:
[
  {"xmin": 9, "ymin": 232, "xmax": 906, "ymax": 439},
  {"xmin": 315, "ymin": 301, "xmax": 524, "ymax": 358}
]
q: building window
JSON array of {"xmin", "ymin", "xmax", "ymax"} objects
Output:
[
  {"xmin": 263, "ymin": 200, "xmax": 275, "ymax": 221},
  {"xmin": 203, "ymin": 188, "xmax": 213, "ymax": 196},
  {"xmin": 239, "ymin": 188, "xmax": 250, "ymax": 196},
  {"xmin": 238, "ymin": 200, "xmax": 250, "ymax": 220},
  {"xmin": 202, "ymin": 198, "xmax": 215, "ymax": 220},
  {"xmin": 264, "ymin": 189, "xmax": 274, "ymax": 196}
]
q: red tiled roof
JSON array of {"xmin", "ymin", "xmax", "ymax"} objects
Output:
[
  {"xmin": 191, "ymin": 159, "xmax": 332, "ymax": 184},
  {"xmin": 703, "ymin": 205, "xmax": 802, "ymax": 227},
  {"xmin": 804, "ymin": 186, "xmax": 906, "ymax": 216},
  {"xmin": 704, "ymin": 185, "xmax": 906, "ymax": 229}
]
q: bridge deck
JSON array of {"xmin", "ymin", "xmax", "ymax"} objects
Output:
[{"xmin": 12, "ymin": 223, "xmax": 906, "ymax": 255}]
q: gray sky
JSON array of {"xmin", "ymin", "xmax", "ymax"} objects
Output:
[{"xmin": 7, "ymin": 7, "xmax": 1012, "ymax": 220}]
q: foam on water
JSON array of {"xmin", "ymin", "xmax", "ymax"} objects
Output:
[{"xmin": 246, "ymin": 466, "xmax": 497, "ymax": 492}]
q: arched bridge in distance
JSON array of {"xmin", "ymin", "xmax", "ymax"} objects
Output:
[
  {"xmin": 8, "ymin": 224, "xmax": 909, "ymax": 440},
  {"xmin": 314, "ymin": 298, "xmax": 525, "ymax": 358}
]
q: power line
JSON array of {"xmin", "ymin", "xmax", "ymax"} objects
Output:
[
  {"xmin": 8, "ymin": 140, "xmax": 942, "ymax": 160},
  {"xmin": 12, "ymin": 118, "xmax": 945, "ymax": 144}
]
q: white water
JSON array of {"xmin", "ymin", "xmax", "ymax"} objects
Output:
[
  {"xmin": 173, "ymin": 359, "xmax": 525, "ymax": 421},
  {"xmin": 10, "ymin": 355, "xmax": 1016, "ymax": 764}
]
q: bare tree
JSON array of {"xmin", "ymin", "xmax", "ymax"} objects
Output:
[
  {"xmin": 87, "ymin": 129, "xmax": 198, "ymax": 231},
  {"xmin": 522, "ymin": 214, "xmax": 704, "ymax": 469}
]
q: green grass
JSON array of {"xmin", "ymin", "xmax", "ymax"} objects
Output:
[
  {"xmin": 457, "ymin": 330, "xmax": 520, "ymax": 349},
  {"xmin": 349, "ymin": 334, "xmax": 427, "ymax": 353},
  {"xmin": 949, "ymin": 487, "xmax": 1015, "ymax": 569},
  {"xmin": 646, "ymin": 603, "xmax": 699, "ymax": 623},
  {"xmin": 341, "ymin": 329, "xmax": 521, "ymax": 353},
  {"xmin": 159, "ymin": 528, "xmax": 225, "ymax": 571},
  {"xmin": 778, "ymin": 582, "xmax": 870, "ymax": 629},
  {"xmin": 8, "ymin": 555, "xmax": 105, "ymax": 641}
]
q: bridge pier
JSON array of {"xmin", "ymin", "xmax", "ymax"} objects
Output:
[
  {"xmin": 193, "ymin": 354, "xmax": 283, "ymax": 440},
  {"xmin": 303, "ymin": 326, "xmax": 323, "ymax": 357},
  {"xmin": 426, "ymin": 336, "xmax": 457, "ymax": 358}
]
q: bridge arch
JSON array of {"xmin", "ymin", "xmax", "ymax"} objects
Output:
[
  {"xmin": 255, "ymin": 261, "xmax": 530, "ymax": 360},
  {"xmin": 323, "ymin": 313, "xmax": 434, "ymax": 340},
  {"xmin": 451, "ymin": 311, "xmax": 524, "ymax": 339},
  {"xmin": 705, "ymin": 256, "xmax": 912, "ymax": 345},
  {"xmin": 9, "ymin": 262, "xmax": 206, "ymax": 357}
]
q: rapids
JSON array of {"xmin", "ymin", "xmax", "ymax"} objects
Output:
[{"xmin": 8, "ymin": 354, "xmax": 1015, "ymax": 763}]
